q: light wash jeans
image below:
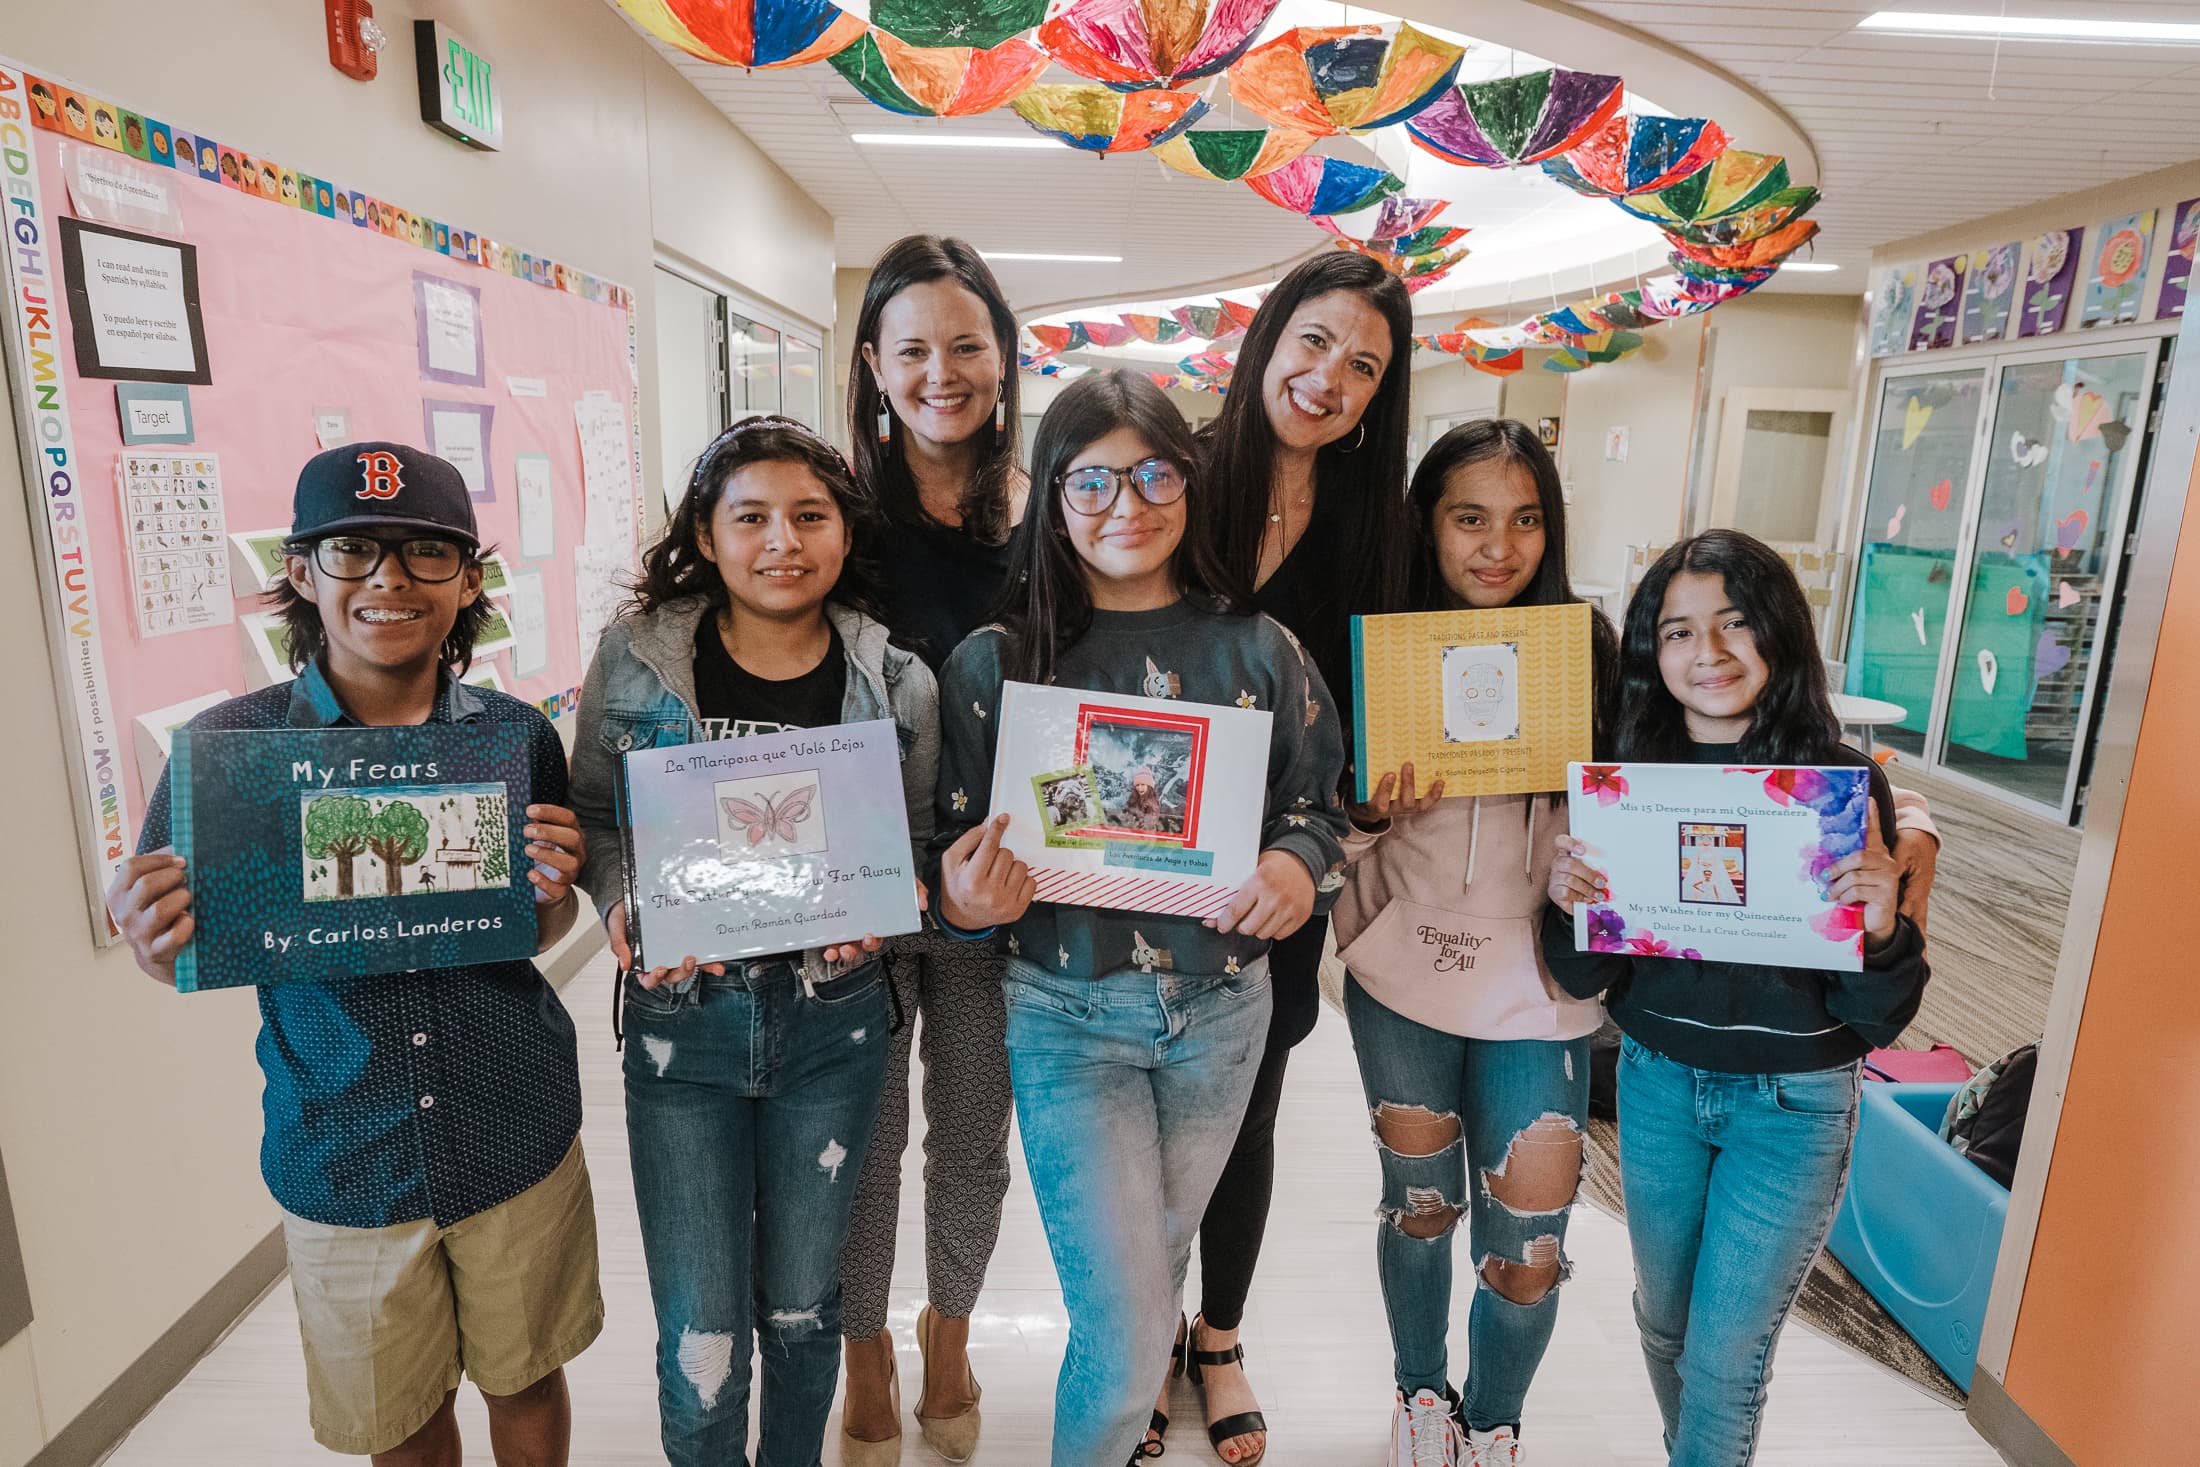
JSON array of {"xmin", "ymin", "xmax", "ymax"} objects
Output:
[
  {"xmin": 1002, "ymin": 955, "xmax": 1273, "ymax": 1467},
  {"xmin": 1616, "ymin": 1035, "xmax": 1861, "ymax": 1467},
  {"xmin": 623, "ymin": 959, "xmax": 891, "ymax": 1467},
  {"xmin": 1344, "ymin": 974, "xmax": 1591, "ymax": 1432}
]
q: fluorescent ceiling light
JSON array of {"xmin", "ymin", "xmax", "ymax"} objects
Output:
[
  {"xmin": 1857, "ymin": 11, "xmax": 2200, "ymax": 43},
  {"xmin": 1779, "ymin": 262, "xmax": 1841, "ymax": 272},
  {"xmin": 850, "ymin": 131, "xmax": 1058, "ymax": 149},
  {"xmin": 983, "ymin": 251, "xmax": 1124, "ymax": 263}
]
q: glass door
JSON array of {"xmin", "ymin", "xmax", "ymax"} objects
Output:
[
  {"xmin": 728, "ymin": 311, "xmax": 782, "ymax": 417},
  {"xmin": 653, "ymin": 267, "xmax": 726, "ymax": 514},
  {"xmin": 783, "ymin": 332, "xmax": 822, "ymax": 430},
  {"xmin": 1935, "ymin": 347, "xmax": 2156, "ymax": 814},
  {"xmin": 1842, "ymin": 367, "xmax": 1991, "ymax": 759}
]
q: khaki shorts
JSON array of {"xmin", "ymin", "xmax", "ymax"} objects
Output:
[{"xmin": 280, "ymin": 1139, "xmax": 604, "ymax": 1455}]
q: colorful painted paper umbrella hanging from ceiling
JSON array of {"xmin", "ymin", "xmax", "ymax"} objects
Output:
[
  {"xmin": 1122, "ymin": 312, "xmax": 1186, "ymax": 343},
  {"xmin": 1228, "ymin": 24, "xmax": 1466, "ymax": 135},
  {"xmin": 1040, "ymin": 0, "xmax": 1284, "ymax": 90},
  {"xmin": 1245, "ymin": 154, "xmax": 1402, "ymax": 216},
  {"xmin": 1012, "ymin": 84, "xmax": 1210, "ymax": 152},
  {"xmin": 1150, "ymin": 127, "xmax": 1316, "ymax": 181},
  {"xmin": 1614, "ymin": 150, "xmax": 1817, "ymax": 243},
  {"xmin": 1405, "ymin": 68, "xmax": 1622, "ymax": 168},
  {"xmin": 1336, "ymin": 238, "xmax": 1470, "ymax": 289},
  {"xmin": 1668, "ymin": 218, "xmax": 1820, "ymax": 274},
  {"xmin": 1541, "ymin": 112, "xmax": 1730, "ymax": 198},
  {"xmin": 829, "ymin": 28, "xmax": 1048, "ymax": 115},
  {"xmin": 613, "ymin": 0, "xmax": 864, "ymax": 68},
  {"xmin": 1308, "ymin": 194, "xmax": 1451, "ymax": 242}
]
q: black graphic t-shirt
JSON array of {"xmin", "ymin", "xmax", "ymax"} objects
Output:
[{"xmin": 692, "ymin": 616, "xmax": 847, "ymax": 738}]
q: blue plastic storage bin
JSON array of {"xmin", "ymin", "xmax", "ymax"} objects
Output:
[{"xmin": 1826, "ymin": 1081, "xmax": 2009, "ymax": 1390}]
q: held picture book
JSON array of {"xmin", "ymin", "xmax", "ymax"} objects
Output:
[
  {"xmin": 1565, "ymin": 762, "xmax": 1872, "ymax": 972},
  {"xmin": 1350, "ymin": 603, "xmax": 1593, "ymax": 801},
  {"xmin": 169, "ymin": 725, "xmax": 538, "ymax": 990},
  {"xmin": 618, "ymin": 719, "xmax": 921, "ymax": 968},
  {"xmin": 986, "ymin": 681, "xmax": 1273, "ymax": 920}
]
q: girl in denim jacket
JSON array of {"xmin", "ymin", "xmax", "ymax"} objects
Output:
[{"xmin": 568, "ymin": 416, "xmax": 936, "ymax": 1467}]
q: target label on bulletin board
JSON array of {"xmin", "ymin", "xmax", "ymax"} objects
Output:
[{"xmin": 0, "ymin": 57, "xmax": 645, "ymax": 940}]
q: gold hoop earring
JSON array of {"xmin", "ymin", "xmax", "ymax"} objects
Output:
[{"xmin": 1338, "ymin": 421, "xmax": 1367, "ymax": 454}]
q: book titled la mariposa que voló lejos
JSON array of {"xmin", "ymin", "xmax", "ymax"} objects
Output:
[{"xmin": 168, "ymin": 725, "xmax": 540, "ymax": 990}]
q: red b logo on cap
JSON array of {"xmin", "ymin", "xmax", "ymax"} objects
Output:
[{"xmin": 356, "ymin": 451, "xmax": 403, "ymax": 500}]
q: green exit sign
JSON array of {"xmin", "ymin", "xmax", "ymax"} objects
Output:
[{"xmin": 415, "ymin": 20, "xmax": 502, "ymax": 151}]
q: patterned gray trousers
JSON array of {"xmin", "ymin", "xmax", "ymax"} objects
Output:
[{"xmin": 840, "ymin": 925, "xmax": 1014, "ymax": 1336}]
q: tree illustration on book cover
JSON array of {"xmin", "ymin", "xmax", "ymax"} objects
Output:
[{"xmin": 299, "ymin": 784, "xmax": 512, "ymax": 901}]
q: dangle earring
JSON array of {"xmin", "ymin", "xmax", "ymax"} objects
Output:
[
  {"xmin": 993, "ymin": 380, "xmax": 1007, "ymax": 448},
  {"xmin": 876, "ymin": 394, "xmax": 893, "ymax": 446}
]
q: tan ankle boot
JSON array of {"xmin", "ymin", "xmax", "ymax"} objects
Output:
[
  {"xmin": 841, "ymin": 1329, "xmax": 902, "ymax": 1465},
  {"xmin": 915, "ymin": 1305, "xmax": 982, "ymax": 1463}
]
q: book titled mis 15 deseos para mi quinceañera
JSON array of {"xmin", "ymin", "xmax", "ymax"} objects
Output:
[{"xmin": 168, "ymin": 725, "xmax": 539, "ymax": 991}]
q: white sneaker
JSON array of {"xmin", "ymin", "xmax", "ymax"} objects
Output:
[
  {"xmin": 1464, "ymin": 1424, "xmax": 1523, "ymax": 1467},
  {"xmin": 1389, "ymin": 1388, "xmax": 1462, "ymax": 1467}
]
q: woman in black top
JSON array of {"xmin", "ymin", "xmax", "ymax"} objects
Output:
[
  {"xmin": 837, "ymin": 234, "xmax": 1024, "ymax": 1466},
  {"xmin": 1159, "ymin": 253, "xmax": 1415, "ymax": 1465}
]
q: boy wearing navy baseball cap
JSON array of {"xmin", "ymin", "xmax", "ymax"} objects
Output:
[{"xmin": 107, "ymin": 444, "xmax": 603, "ymax": 1462}]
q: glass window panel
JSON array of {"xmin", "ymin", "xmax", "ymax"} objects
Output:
[
  {"xmin": 1939, "ymin": 351, "xmax": 2149, "ymax": 809},
  {"xmin": 1843, "ymin": 370, "xmax": 1989, "ymax": 758},
  {"xmin": 1731, "ymin": 409, "xmax": 1833, "ymax": 543},
  {"xmin": 728, "ymin": 312, "xmax": 781, "ymax": 418},
  {"xmin": 783, "ymin": 334, "xmax": 822, "ymax": 431},
  {"xmin": 653, "ymin": 268, "xmax": 724, "ymax": 515}
]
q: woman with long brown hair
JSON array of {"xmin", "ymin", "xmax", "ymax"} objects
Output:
[
  {"xmin": 836, "ymin": 234, "xmax": 1025, "ymax": 1466},
  {"xmin": 1151, "ymin": 252, "xmax": 1416, "ymax": 1465}
]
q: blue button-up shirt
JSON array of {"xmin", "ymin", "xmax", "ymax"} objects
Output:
[{"xmin": 138, "ymin": 660, "xmax": 583, "ymax": 1228}]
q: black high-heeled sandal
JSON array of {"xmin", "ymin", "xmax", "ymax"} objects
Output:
[
  {"xmin": 1185, "ymin": 1314, "xmax": 1268, "ymax": 1467},
  {"xmin": 1128, "ymin": 1315, "xmax": 1189, "ymax": 1463}
]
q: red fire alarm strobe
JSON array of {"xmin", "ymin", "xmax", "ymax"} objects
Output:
[{"xmin": 327, "ymin": 0, "xmax": 388, "ymax": 82}]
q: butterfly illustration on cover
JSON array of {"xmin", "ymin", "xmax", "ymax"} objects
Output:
[{"xmin": 720, "ymin": 786, "xmax": 817, "ymax": 847}]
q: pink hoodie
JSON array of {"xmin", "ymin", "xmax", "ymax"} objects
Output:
[{"xmin": 1335, "ymin": 793, "xmax": 1603, "ymax": 1042}]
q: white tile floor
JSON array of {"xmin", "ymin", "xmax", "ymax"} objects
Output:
[{"xmin": 108, "ymin": 961, "xmax": 2004, "ymax": 1465}]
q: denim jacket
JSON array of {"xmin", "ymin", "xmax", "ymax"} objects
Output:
[{"xmin": 570, "ymin": 594, "xmax": 940, "ymax": 986}]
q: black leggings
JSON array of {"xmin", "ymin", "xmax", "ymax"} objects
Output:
[{"xmin": 1195, "ymin": 915, "xmax": 1327, "ymax": 1332}]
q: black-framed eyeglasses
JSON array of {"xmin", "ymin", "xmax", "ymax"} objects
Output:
[
  {"xmin": 1056, "ymin": 457, "xmax": 1189, "ymax": 517},
  {"xmin": 292, "ymin": 535, "xmax": 470, "ymax": 583}
]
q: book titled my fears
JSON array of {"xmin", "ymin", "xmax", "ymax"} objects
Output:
[{"xmin": 169, "ymin": 726, "xmax": 537, "ymax": 990}]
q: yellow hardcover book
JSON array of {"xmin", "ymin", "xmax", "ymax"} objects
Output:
[{"xmin": 1350, "ymin": 603, "xmax": 1593, "ymax": 801}]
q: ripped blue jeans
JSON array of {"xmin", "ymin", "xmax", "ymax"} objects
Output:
[
  {"xmin": 1344, "ymin": 974, "xmax": 1591, "ymax": 1433},
  {"xmin": 623, "ymin": 958, "xmax": 890, "ymax": 1467}
]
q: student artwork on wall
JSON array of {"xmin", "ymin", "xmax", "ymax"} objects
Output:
[
  {"xmin": 2019, "ymin": 227, "xmax": 2083, "ymax": 338},
  {"xmin": 1908, "ymin": 255, "xmax": 1964, "ymax": 351},
  {"xmin": 1959, "ymin": 241, "xmax": 2020, "ymax": 344},
  {"xmin": 2080, "ymin": 211, "xmax": 2154, "ymax": 328},
  {"xmin": 0, "ymin": 56, "xmax": 643, "ymax": 940},
  {"xmin": 1566, "ymin": 762, "xmax": 1872, "ymax": 971},
  {"xmin": 168, "ymin": 724, "xmax": 539, "ymax": 990},
  {"xmin": 987, "ymin": 682, "xmax": 1272, "ymax": 919},
  {"xmin": 1350, "ymin": 603, "xmax": 1594, "ymax": 800},
  {"xmin": 2155, "ymin": 198, "xmax": 2198, "ymax": 321},
  {"xmin": 1868, "ymin": 265, "xmax": 1916, "ymax": 356},
  {"xmin": 617, "ymin": 720, "xmax": 922, "ymax": 967}
]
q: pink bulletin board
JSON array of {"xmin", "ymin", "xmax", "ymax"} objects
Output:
[{"xmin": 0, "ymin": 57, "xmax": 644, "ymax": 941}]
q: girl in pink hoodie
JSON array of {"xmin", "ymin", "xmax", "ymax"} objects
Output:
[{"xmin": 1339, "ymin": 419, "xmax": 1618, "ymax": 1467}]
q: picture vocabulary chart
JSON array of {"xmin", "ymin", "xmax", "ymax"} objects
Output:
[
  {"xmin": 116, "ymin": 450, "xmax": 230, "ymax": 638},
  {"xmin": 619, "ymin": 719, "xmax": 921, "ymax": 967},
  {"xmin": 1566, "ymin": 762, "xmax": 1872, "ymax": 972}
]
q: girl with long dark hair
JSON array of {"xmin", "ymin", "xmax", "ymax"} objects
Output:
[
  {"xmin": 1336, "ymin": 419, "xmax": 1616, "ymax": 1467},
  {"xmin": 929, "ymin": 371, "xmax": 1348, "ymax": 1467},
  {"xmin": 1167, "ymin": 251, "xmax": 1415, "ymax": 1465},
  {"xmin": 568, "ymin": 417, "xmax": 937, "ymax": 1467},
  {"xmin": 1542, "ymin": 531, "xmax": 1930, "ymax": 1467},
  {"xmin": 837, "ymin": 235, "xmax": 1025, "ymax": 1465}
]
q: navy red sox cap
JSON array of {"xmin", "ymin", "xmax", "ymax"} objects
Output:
[{"xmin": 290, "ymin": 441, "xmax": 480, "ymax": 548}]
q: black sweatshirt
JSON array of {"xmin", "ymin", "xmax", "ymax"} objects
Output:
[{"xmin": 1539, "ymin": 742, "xmax": 1930, "ymax": 1074}]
